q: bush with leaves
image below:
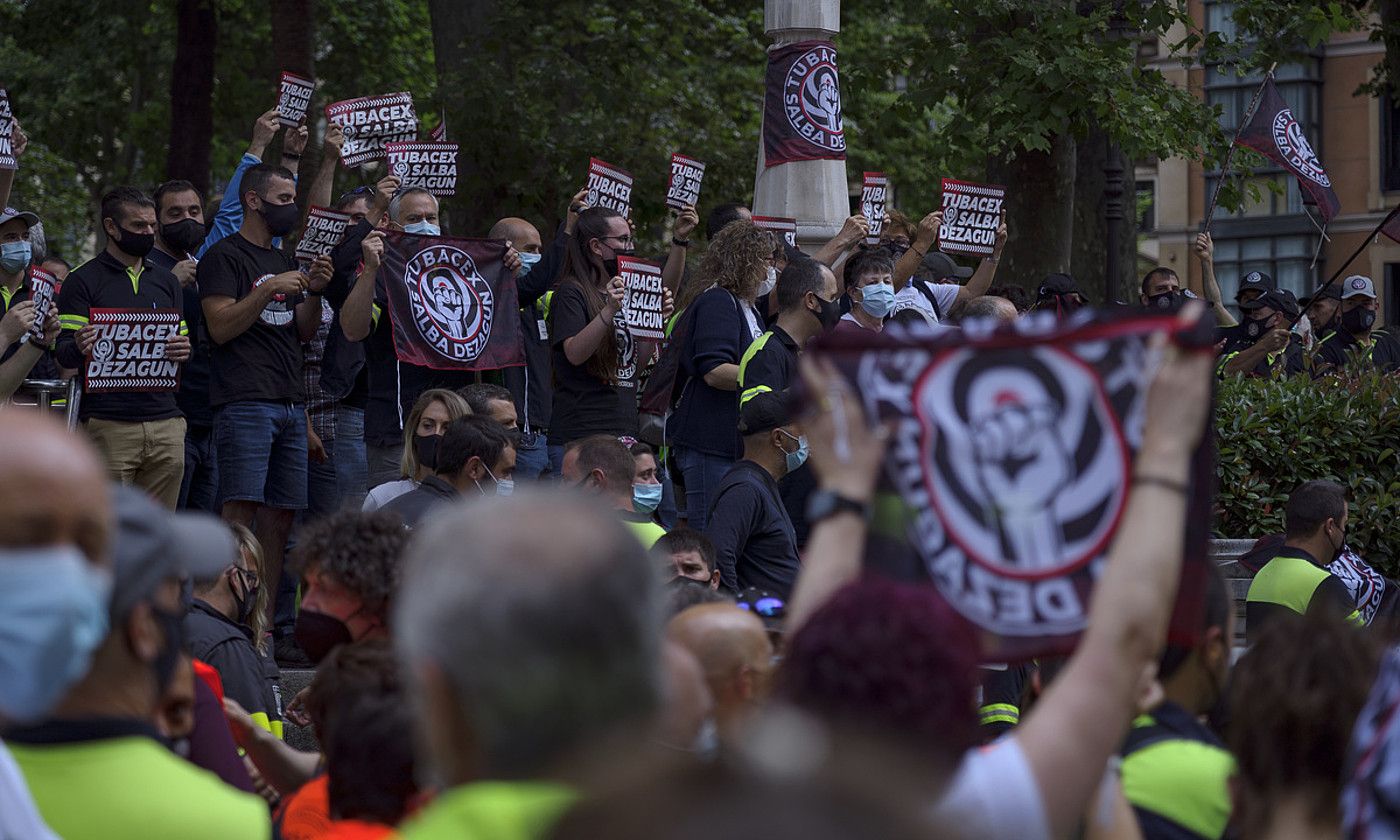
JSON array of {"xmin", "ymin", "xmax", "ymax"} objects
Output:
[{"xmin": 1215, "ymin": 364, "xmax": 1400, "ymax": 574}]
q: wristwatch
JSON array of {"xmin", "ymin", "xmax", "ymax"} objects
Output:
[{"xmin": 807, "ymin": 489, "xmax": 871, "ymax": 524}]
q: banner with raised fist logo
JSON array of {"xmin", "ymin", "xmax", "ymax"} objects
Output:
[
  {"xmin": 378, "ymin": 232, "xmax": 523, "ymax": 371},
  {"xmin": 811, "ymin": 309, "xmax": 1216, "ymax": 660},
  {"xmin": 1236, "ymin": 78, "xmax": 1339, "ymax": 223},
  {"xmin": 762, "ymin": 40, "xmax": 846, "ymax": 167}
]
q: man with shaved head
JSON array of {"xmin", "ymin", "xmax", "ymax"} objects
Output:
[
  {"xmin": 395, "ymin": 491, "xmax": 662, "ymax": 838},
  {"xmin": 0, "ymin": 412, "xmax": 113, "ymax": 839},
  {"xmin": 959, "ymin": 295, "xmax": 1019, "ymax": 324},
  {"xmin": 667, "ymin": 603, "xmax": 774, "ymax": 745}
]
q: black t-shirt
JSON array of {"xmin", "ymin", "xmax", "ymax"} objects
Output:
[
  {"xmin": 1317, "ymin": 329, "xmax": 1400, "ymax": 374},
  {"xmin": 547, "ymin": 281, "xmax": 636, "ymax": 445},
  {"xmin": 149, "ymin": 247, "xmax": 214, "ymax": 428},
  {"xmin": 198, "ymin": 233, "xmax": 305, "ymax": 405}
]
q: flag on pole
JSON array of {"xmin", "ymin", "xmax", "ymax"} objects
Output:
[{"xmin": 1235, "ymin": 78, "xmax": 1339, "ymax": 223}]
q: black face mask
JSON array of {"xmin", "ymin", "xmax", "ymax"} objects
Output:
[
  {"xmin": 1342, "ymin": 305, "xmax": 1376, "ymax": 335},
  {"xmin": 1243, "ymin": 314, "xmax": 1272, "ymax": 340},
  {"xmin": 230, "ymin": 569, "xmax": 258, "ymax": 627},
  {"xmin": 150, "ymin": 605, "xmax": 186, "ymax": 692},
  {"xmin": 602, "ymin": 248, "xmax": 635, "ymax": 279},
  {"xmin": 259, "ymin": 200, "xmax": 301, "ymax": 238},
  {"xmin": 294, "ymin": 609, "xmax": 354, "ymax": 665},
  {"xmin": 414, "ymin": 433, "xmax": 441, "ymax": 473},
  {"xmin": 159, "ymin": 218, "xmax": 206, "ymax": 256},
  {"xmin": 1146, "ymin": 290, "xmax": 1183, "ymax": 312},
  {"xmin": 112, "ymin": 226, "xmax": 155, "ymax": 259},
  {"xmin": 811, "ymin": 294, "xmax": 843, "ymax": 331}
]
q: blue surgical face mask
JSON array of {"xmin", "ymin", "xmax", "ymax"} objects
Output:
[
  {"xmin": 0, "ymin": 546, "xmax": 112, "ymax": 722},
  {"xmin": 480, "ymin": 464, "xmax": 515, "ymax": 497},
  {"xmin": 0, "ymin": 240, "xmax": 32, "ymax": 274},
  {"xmin": 403, "ymin": 220, "xmax": 441, "ymax": 236},
  {"xmin": 858, "ymin": 282, "xmax": 895, "ymax": 319},
  {"xmin": 518, "ymin": 251, "xmax": 543, "ymax": 276},
  {"xmin": 633, "ymin": 482, "xmax": 663, "ymax": 513},
  {"xmin": 778, "ymin": 430, "xmax": 809, "ymax": 473}
]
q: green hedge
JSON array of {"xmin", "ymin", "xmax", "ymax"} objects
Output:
[{"xmin": 1216, "ymin": 367, "xmax": 1400, "ymax": 575}]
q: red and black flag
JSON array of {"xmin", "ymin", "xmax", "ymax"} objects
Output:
[
  {"xmin": 378, "ymin": 232, "xmax": 523, "ymax": 371},
  {"xmin": 762, "ymin": 40, "xmax": 846, "ymax": 168},
  {"xmin": 809, "ymin": 309, "xmax": 1216, "ymax": 662},
  {"xmin": 1235, "ymin": 77, "xmax": 1339, "ymax": 223}
]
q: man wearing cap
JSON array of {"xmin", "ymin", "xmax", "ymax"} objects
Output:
[
  {"xmin": 703, "ymin": 391, "xmax": 803, "ymax": 598},
  {"xmin": 890, "ymin": 209, "xmax": 1006, "ymax": 326},
  {"xmin": 1315, "ymin": 275, "xmax": 1400, "ymax": 374},
  {"xmin": 5, "ymin": 485, "xmax": 269, "ymax": 839},
  {"xmin": 54, "ymin": 187, "xmax": 192, "ymax": 509},
  {"xmin": 1218, "ymin": 289, "xmax": 1305, "ymax": 378},
  {"xmin": 0, "ymin": 205, "xmax": 60, "ymax": 382},
  {"xmin": 1033, "ymin": 273, "xmax": 1089, "ymax": 317},
  {"xmin": 1303, "ymin": 282, "xmax": 1342, "ymax": 346},
  {"xmin": 1235, "ymin": 269, "xmax": 1276, "ymax": 307}
]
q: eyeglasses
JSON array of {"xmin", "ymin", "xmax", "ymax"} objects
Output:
[{"xmin": 601, "ymin": 234, "xmax": 636, "ymax": 248}]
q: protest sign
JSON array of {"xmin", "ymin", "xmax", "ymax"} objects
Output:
[
  {"xmin": 811, "ymin": 309, "xmax": 1216, "ymax": 661},
  {"xmin": 616, "ymin": 256, "xmax": 665, "ymax": 341},
  {"xmin": 276, "ymin": 71, "xmax": 315, "ymax": 127},
  {"xmin": 378, "ymin": 232, "xmax": 522, "ymax": 371},
  {"xmin": 587, "ymin": 158, "xmax": 633, "ymax": 217},
  {"xmin": 429, "ymin": 118, "xmax": 447, "ymax": 142},
  {"xmin": 325, "ymin": 92, "xmax": 417, "ymax": 167},
  {"xmin": 939, "ymin": 179, "xmax": 1006, "ymax": 258},
  {"xmin": 861, "ymin": 172, "xmax": 888, "ymax": 245},
  {"xmin": 763, "ymin": 40, "xmax": 846, "ymax": 167},
  {"xmin": 386, "ymin": 142, "xmax": 458, "ymax": 197},
  {"xmin": 665, "ymin": 153, "xmax": 705, "ymax": 211},
  {"xmin": 752, "ymin": 215, "xmax": 797, "ymax": 248},
  {"xmin": 0, "ymin": 89, "xmax": 17, "ymax": 170},
  {"xmin": 26, "ymin": 266, "xmax": 56, "ymax": 342},
  {"xmin": 85, "ymin": 309, "xmax": 183, "ymax": 393},
  {"xmin": 295, "ymin": 206, "xmax": 351, "ymax": 267}
]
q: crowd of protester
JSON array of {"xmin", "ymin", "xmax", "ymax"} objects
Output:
[{"xmin": 0, "ymin": 98, "xmax": 1398, "ymax": 840}]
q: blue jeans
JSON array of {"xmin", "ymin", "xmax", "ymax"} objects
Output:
[
  {"xmin": 548, "ymin": 444, "xmax": 566, "ymax": 478},
  {"xmin": 214, "ymin": 400, "xmax": 309, "ymax": 510},
  {"xmin": 514, "ymin": 430, "xmax": 550, "ymax": 481},
  {"xmin": 179, "ymin": 424, "xmax": 219, "ymax": 512},
  {"xmin": 657, "ymin": 459, "xmax": 680, "ymax": 530},
  {"xmin": 306, "ymin": 457, "xmax": 340, "ymax": 520},
  {"xmin": 333, "ymin": 406, "xmax": 368, "ymax": 508},
  {"xmin": 674, "ymin": 446, "xmax": 736, "ymax": 532}
]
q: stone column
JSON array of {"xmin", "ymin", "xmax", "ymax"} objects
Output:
[{"xmin": 753, "ymin": 0, "xmax": 849, "ymax": 253}]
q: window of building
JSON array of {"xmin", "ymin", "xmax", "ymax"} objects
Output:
[
  {"xmin": 1211, "ymin": 234, "xmax": 1319, "ymax": 310},
  {"xmin": 1382, "ymin": 95, "xmax": 1400, "ymax": 193},
  {"xmin": 1135, "ymin": 180, "xmax": 1156, "ymax": 232},
  {"xmin": 1386, "ymin": 263, "xmax": 1400, "ymax": 327}
]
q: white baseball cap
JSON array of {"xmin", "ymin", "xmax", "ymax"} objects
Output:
[{"xmin": 1342, "ymin": 275, "xmax": 1377, "ymax": 300}]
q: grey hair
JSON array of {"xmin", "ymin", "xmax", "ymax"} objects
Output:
[
  {"xmin": 960, "ymin": 295, "xmax": 1018, "ymax": 323},
  {"xmin": 395, "ymin": 490, "xmax": 663, "ymax": 779},
  {"xmin": 28, "ymin": 221, "xmax": 46, "ymax": 262},
  {"xmin": 388, "ymin": 187, "xmax": 437, "ymax": 224}
]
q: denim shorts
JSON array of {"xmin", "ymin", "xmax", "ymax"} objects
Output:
[{"xmin": 214, "ymin": 400, "xmax": 309, "ymax": 510}]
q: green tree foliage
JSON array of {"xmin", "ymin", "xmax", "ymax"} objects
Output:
[{"xmin": 1216, "ymin": 366, "xmax": 1400, "ymax": 573}]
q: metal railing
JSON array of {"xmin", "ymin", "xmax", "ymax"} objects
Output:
[{"xmin": 9, "ymin": 378, "xmax": 81, "ymax": 430}]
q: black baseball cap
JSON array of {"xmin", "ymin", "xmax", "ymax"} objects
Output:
[
  {"xmin": 738, "ymin": 390, "xmax": 792, "ymax": 437},
  {"xmin": 921, "ymin": 251, "xmax": 973, "ymax": 282},
  {"xmin": 1300, "ymin": 282, "xmax": 1341, "ymax": 308},
  {"xmin": 1240, "ymin": 288, "xmax": 1300, "ymax": 321},
  {"xmin": 1236, "ymin": 270, "xmax": 1276, "ymax": 301},
  {"xmin": 1037, "ymin": 273, "xmax": 1080, "ymax": 298}
]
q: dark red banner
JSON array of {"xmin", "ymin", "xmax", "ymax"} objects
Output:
[
  {"xmin": 763, "ymin": 40, "xmax": 846, "ymax": 168},
  {"xmin": 809, "ymin": 309, "xmax": 1216, "ymax": 662},
  {"xmin": 1236, "ymin": 78, "xmax": 1339, "ymax": 223},
  {"xmin": 378, "ymin": 233, "xmax": 523, "ymax": 371}
]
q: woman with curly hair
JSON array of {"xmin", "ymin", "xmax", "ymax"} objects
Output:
[{"xmin": 669, "ymin": 220, "xmax": 773, "ymax": 530}]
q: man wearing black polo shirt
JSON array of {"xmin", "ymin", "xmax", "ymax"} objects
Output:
[
  {"xmin": 737, "ymin": 257, "xmax": 839, "ymax": 550},
  {"xmin": 55, "ymin": 188, "xmax": 191, "ymax": 508},
  {"xmin": 1315, "ymin": 276, "xmax": 1400, "ymax": 374},
  {"xmin": 1216, "ymin": 289, "xmax": 1304, "ymax": 378},
  {"xmin": 705, "ymin": 391, "xmax": 804, "ymax": 597},
  {"xmin": 200, "ymin": 163, "xmax": 333, "ymax": 622}
]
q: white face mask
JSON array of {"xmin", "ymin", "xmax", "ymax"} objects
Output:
[{"xmin": 757, "ymin": 266, "xmax": 778, "ymax": 298}]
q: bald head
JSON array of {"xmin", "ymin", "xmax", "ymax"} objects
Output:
[
  {"xmin": 397, "ymin": 490, "xmax": 661, "ymax": 782},
  {"xmin": 668, "ymin": 603, "xmax": 773, "ymax": 737},
  {"xmin": 488, "ymin": 217, "xmax": 542, "ymax": 254},
  {"xmin": 0, "ymin": 411, "xmax": 111, "ymax": 563},
  {"xmin": 658, "ymin": 641, "xmax": 713, "ymax": 749},
  {"xmin": 961, "ymin": 295, "xmax": 1018, "ymax": 323}
]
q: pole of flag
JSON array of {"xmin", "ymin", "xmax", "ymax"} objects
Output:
[
  {"xmin": 1286, "ymin": 200, "xmax": 1400, "ymax": 329},
  {"xmin": 1201, "ymin": 64, "xmax": 1278, "ymax": 233}
]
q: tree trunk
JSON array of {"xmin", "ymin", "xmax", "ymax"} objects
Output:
[
  {"xmin": 165, "ymin": 0, "xmax": 217, "ymax": 196},
  {"xmin": 270, "ymin": 0, "xmax": 316, "ymax": 207},
  {"xmin": 1071, "ymin": 132, "xmax": 1136, "ymax": 305},
  {"xmin": 986, "ymin": 134, "xmax": 1076, "ymax": 295},
  {"xmin": 427, "ymin": 0, "xmax": 497, "ymax": 234}
]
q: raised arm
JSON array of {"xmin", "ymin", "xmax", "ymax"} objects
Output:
[
  {"xmin": 1194, "ymin": 232, "xmax": 1236, "ymax": 328},
  {"xmin": 198, "ymin": 110, "xmax": 280, "ymax": 258},
  {"xmin": 894, "ymin": 211, "xmax": 943, "ymax": 288},
  {"xmin": 302, "ymin": 124, "xmax": 343, "ymax": 218},
  {"xmin": 0, "ymin": 119, "xmax": 28, "ymax": 211},
  {"xmin": 340, "ymin": 231, "xmax": 383, "ymax": 342},
  {"xmin": 952, "ymin": 213, "xmax": 1007, "ymax": 312},
  {"xmin": 279, "ymin": 122, "xmax": 309, "ymax": 179},
  {"xmin": 661, "ymin": 204, "xmax": 698, "ymax": 294},
  {"xmin": 1014, "ymin": 307, "xmax": 1213, "ymax": 840},
  {"xmin": 811, "ymin": 215, "xmax": 870, "ymax": 267}
]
